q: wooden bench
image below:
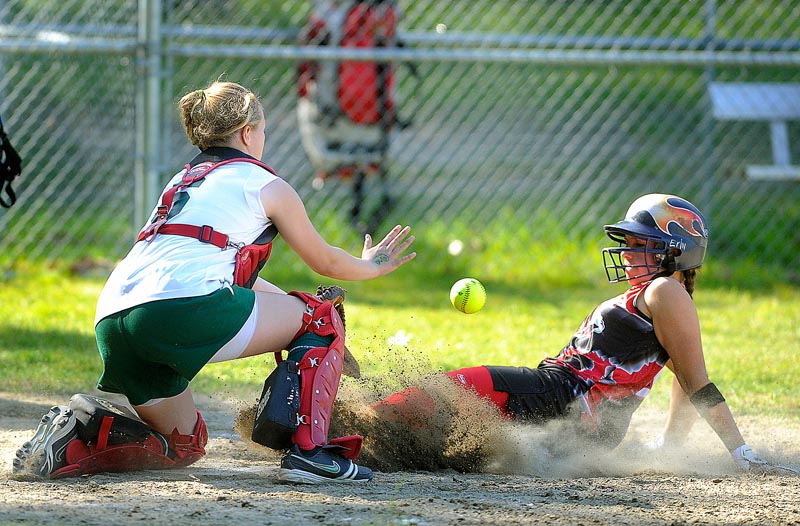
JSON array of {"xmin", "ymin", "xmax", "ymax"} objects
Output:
[{"xmin": 708, "ymin": 82, "xmax": 800, "ymax": 181}]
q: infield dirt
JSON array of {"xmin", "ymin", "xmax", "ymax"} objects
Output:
[{"xmin": 2, "ymin": 386, "xmax": 799, "ymax": 526}]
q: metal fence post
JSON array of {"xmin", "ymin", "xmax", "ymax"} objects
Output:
[
  {"xmin": 700, "ymin": 0, "xmax": 718, "ymax": 223},
  {"xmin": 135, "ymin": 0, "xmax": 162, "ymax": 229}
]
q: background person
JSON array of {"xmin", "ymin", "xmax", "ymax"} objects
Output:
[
  {"xmin": 0, "ymin": 114, "xmax": 22, "ymax": 208},
  {"xmin": 13, "ymin": 81, "xmax": 415, "ymax": 484}
]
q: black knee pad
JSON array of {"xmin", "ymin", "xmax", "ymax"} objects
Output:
[{"xmin": 252, "ymin": 360, "xmax": 301, "ymax": 450}]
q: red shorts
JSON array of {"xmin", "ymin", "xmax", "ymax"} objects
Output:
[{"xmin": 444, "ymin": 367, "xmax": 511, "ymax": 414}]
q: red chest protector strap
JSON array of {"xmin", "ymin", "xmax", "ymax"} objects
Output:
[{"xmin": 137, "ymin": 157, "xmax": 276, "ymax": 244}]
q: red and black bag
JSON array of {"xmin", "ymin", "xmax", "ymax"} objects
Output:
[
  {"xmin": 298, "ymin": 0, "xmax": 399, "ymax": 126},
  {"xmin": 296, "ymin": 0, "xmax": 411, "ymax": 181},
  {"xmin": 137, "ymin": 158, "xmax": 279, "ymax": 288}
]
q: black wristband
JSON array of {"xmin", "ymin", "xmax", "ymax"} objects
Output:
[{"xmin": 689, "ymin": 382, "xmax": 726, "ymax": 410}]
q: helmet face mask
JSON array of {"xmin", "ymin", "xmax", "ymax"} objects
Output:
[
  {"xmin": 602, "ymin": 194, "xmax": 708, "ymax": 284},
  {"xmin": 603, "ymin": 231, "xmax": 672, "ymax": 283}
]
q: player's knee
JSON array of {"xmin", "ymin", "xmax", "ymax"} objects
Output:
[{"xmin": 372, "ymin": 387, "xmax": 437, "ymax": 430}]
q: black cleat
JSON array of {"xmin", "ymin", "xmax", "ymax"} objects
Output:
[
  {"xmin": 13, "ymin": 406, "xmax": 78, "ymax": 479},
  {"xmin": 279, "ymin": 444, "xmax": 373, "ymax": 484}
]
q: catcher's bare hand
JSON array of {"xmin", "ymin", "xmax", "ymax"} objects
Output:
[{"xmin": 362, "ymin": 225, "xmax": 416, "ymax": 276}]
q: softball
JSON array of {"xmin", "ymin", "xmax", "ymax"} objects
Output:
[{"xmin": 449, "ymin": 278, "xmax": 486, "ymax": 314}]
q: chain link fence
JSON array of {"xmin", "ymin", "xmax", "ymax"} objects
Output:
[{"xmin": 1, "ymin": 1, "xmax": 798, "ymax": 279}]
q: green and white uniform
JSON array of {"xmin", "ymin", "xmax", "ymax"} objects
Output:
[{"xmin": 94, "ymin": 147, "xmax": 279, "ymax": 405}]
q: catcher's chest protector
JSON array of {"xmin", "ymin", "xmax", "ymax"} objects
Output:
[
  {"xmin": 49, "ymin": 394, "xmax": 207, "ymax": 479},
  {"xmin": 137, "ymin": 158, "xmax": 279, "ymax": 288}
]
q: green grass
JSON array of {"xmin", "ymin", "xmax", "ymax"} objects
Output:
[{"xmin": 1, "ymin": 254, "xmax": 799, "ymax": 420}]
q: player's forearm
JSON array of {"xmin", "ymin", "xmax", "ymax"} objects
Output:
[
  {"xmin": 308, "ymin": 247, "xmax": 381, "ymax": 281},
  {"xmin": 662, "ymin": 376, "xmax": 697, "ymax": 446},
  {"xmin": 697, "ymin": 400, "xmax": 746, "ymax": 452}
]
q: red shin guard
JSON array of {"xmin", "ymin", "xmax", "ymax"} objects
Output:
[
  {"xmin": 287, "ymin": 291, "xmax": 363, "ymax": 459},
  {"xmin": 51, "ymin": 410, "xmax": 208, "ymax": 479}
]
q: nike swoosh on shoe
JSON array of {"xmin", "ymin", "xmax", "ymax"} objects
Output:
[{"xmin": 292, "ymin": 454, "xmax": 342, "ymax": 474}]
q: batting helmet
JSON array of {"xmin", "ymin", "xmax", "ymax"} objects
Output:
[{"xmin": 602, "ymin": 193, "xmax": 708, "ymax": 283}]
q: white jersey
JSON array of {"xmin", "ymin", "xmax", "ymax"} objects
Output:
[{"xmin": 95, "ymin": 157, "xmax": 279, "ymax": 325}]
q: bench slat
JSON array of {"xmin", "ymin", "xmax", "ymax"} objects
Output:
[
  {"xmin": 709, "ymin": 82, "xmax": 800, "ymax": 120},
  {"xmin": 746, "ymin": 165, "xmax": 800, "ymax": 181}
]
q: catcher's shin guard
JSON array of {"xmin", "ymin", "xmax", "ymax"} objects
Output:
[
  {"xmin": 291, "ymin": 291, "xmax": 346, "ymax": 449},
  {"xmin": 252, "ymin": 289, "xmax": 362, "ymax": 459},
  {"xmin": 50, "ymin": 394, "xmax": 207, "ymax": 479}
]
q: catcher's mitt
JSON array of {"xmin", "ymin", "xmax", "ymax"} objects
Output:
[
  {"xmin": 315, "ymin": 284, "xmax": 360, "ymax": 378},
  {"xmin": 316, "ymin": 284, "xmax": 346, "ymax": 329}
]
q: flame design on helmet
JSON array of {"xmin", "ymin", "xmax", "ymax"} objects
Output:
[{"xmin": 648, "ymin": 196, "xmax": 706, "ymax": 238}]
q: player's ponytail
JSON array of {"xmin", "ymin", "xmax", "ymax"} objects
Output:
[{"xmin": 683, "ymin": 268, "xmax": 697, "ymax": 298}]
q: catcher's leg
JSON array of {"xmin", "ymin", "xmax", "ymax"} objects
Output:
[
  {"xmin": 14, "ymin": 394, "xmax": 207, "ymax": 480},
  {"xmin": 288, "ymin": 291, "xmax": 348, "ymax": 450},
  {"xmin": 252, "ymin": 287, "xmax": 372, "ymax": 483}
]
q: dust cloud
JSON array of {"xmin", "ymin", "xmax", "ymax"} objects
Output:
[{"xmin": 235, "ymin": 347, "xmax": 747, "ymax": 477}]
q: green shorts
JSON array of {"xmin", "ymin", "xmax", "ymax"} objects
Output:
[{"xmin": 95, "ymin": 286, "xmax": 256, "ymax": 406}]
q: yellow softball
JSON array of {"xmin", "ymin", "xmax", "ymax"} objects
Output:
[{"xmin": 449, "ymin": 278, "xmax": 486, "ymax": 314}]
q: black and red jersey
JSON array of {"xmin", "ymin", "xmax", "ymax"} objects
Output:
[{"xmin": 542, "ymin": 280, "xmax": 669, "ymax": 441}]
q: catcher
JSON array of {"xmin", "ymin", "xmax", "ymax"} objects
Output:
[
  {"xmin": 374, "ymin": 194, "xmax": 792, "ymax": 474},
  {"xmin": 13, "ymin": 81, "xmax": 415, "ymax": 484}
]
